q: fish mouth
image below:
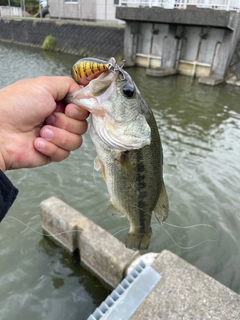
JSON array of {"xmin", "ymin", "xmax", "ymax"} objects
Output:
[
  {"xmin": 65, "ymin": 69, "xmax": 119, "ymax": 114},
  {"xmin": 88, "ymin": 69, "xmax": 119, "ymax": 97}
]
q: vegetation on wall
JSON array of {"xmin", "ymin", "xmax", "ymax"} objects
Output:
[{"xmin": 42, "ymin": 35, "xmax": 56, "ymax": 52}]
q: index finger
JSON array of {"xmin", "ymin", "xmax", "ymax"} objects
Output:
[{"xmin": 36, "ymin": 76, "xmax": 82, "ymax": 102}]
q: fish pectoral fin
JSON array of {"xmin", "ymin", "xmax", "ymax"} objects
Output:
[
  {"xmin": 153, "ymin": 181, "xmax": 169, "ymax": 224},
  {"xmin": 94, "ymin": 156, "xmax": 101, "ymax": 171},
  {"xmin": 94, "ymin": 157, "xmax": 107, "ymax": 183},
  {"xmin": 119, "ymin": 151, "xmax": 135, "ymax": 185},
  {"xmin": 107, "ymin": 200, "xmax": 125, "ymax": 217}
]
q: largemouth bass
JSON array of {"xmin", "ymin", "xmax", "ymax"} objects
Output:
[{"xmin": 66, "ymin": 57, "xmax": 169, "ymax": 250}]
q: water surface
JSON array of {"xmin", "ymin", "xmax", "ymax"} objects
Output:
[{"xmin": 0, "ymin": 42, "xmax": 240, "ymax": 319}]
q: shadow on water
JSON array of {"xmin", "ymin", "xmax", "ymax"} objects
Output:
[{"xmin": 1, "ymin": 42, "xmax": 240, "ymax": 320}]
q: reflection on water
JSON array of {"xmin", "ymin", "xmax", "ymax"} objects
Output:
[{"xmin": 0, "ymin": 42, "xmax": 240, "ymax": 319}]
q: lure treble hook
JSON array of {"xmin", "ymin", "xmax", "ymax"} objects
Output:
[{"xmin": 107, "ymin": 57, "xmax": 126, "ymax": 81}]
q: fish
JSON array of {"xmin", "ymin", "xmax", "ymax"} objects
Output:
[
  {"xmin": 71, "ymin": 57, "xmax": 109, "ymax": 86},
  {"xmin": 66, "ymin": 57, "xmax": 169, "ymax": 250}
]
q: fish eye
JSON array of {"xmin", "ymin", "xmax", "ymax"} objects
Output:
[{"xmin": 122, "ymin": 83, "xmax": 135, "ymax": 98}]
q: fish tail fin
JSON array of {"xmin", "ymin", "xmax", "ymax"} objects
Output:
[{"xmin": 124, "ymin": 229, "xmax": 152, "ymax": 251}]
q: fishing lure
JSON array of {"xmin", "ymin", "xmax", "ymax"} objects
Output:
[{"xmin": 71, "ymin": 57, "xmax": 109, "ymax": 86}]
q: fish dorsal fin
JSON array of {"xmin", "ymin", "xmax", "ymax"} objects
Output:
[
  {"xmin": 153, "ymin": 181, "xmax": 169, "ymax": 224},
  {"xmin": 107, "ymin": 200, "xmax": 125, "ymax": 217},
  {"xmin": 94, "ymin": 156, "xmax": 101, "ymax": 171}
]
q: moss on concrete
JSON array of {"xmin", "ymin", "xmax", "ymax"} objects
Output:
[{"xmin": 42, "ymin": 35, "xmax": 56, "ymax": 51}]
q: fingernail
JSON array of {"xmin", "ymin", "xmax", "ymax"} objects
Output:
[
  {"xmin": 36, "ymin": 140, "xmax": 46, "ymax": 149},
  {"xmin": 42, "ymin": 128, "xmax": 54, "ymax": 140}
]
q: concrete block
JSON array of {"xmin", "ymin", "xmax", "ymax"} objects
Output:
[
  {"xmin": 198, "ymin": 75, "xmax": 223, "ymax": 86},
  {"xmin": 40, "ymin": 196, "xmax": 81, "ymax": 253},
  {"xmin": 40, "ymin": 197, "xmax": 139, "ymax": 289},
  {"xmin": 77, "ymin": 215, "xmax": 139, "ymax": 289},
  {"xmin": 130, "ymin": 250, "xmax": 240, "ymax": 319}
]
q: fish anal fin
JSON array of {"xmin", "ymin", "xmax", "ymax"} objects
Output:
[
  {"xmin": 153, "ymin": 181, "xmax": 169, "ymax": 224},
  {"xmin": 119, "ymin": 151, "xmax": 135, "ymax": 185},
  {"xmin": 107, "ymin": 200, "xmax": 125, "ymax": 217}
]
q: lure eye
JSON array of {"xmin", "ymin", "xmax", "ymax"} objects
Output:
[{"xmin": 122, "ymin": 83, "xmax": 135, "ymax": 98}]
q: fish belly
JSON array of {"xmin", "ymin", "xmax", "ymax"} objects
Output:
[{"xmin": 92, "ymin": 125, "xmax": 163, "ymax": 250}]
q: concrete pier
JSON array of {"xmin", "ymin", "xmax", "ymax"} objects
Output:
[
  {"xmin": 40, "ymin": 197, "xmax": 240, "ymax": 319},
  {"xmin": 41, "ymin": 197, "xmax": 139, "ymax": 289},
  {"xmin": 116, "ymin": 7, "xmax": 240, "ymax": 85}
]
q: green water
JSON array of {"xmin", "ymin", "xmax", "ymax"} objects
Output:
[{"xmin": 0, "ymin": 42, "xmax": 240, "ymax": 319}]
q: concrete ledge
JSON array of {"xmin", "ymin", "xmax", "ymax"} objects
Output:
[
  {"xmin": 130, "ymin": 250, "xmax": 240, "ymax": 319},
  {"xmin": 116, "ymin": 7, "xmax": 234, "ymax": 30},
  {"xmin": 41, "ymin": 197, "xmax": 80, "ymax": 253},
  {"xmin": 198, "ymin": 75, "xmax": 223, "ymax": 86},
  {"xmin": 40, "ymin": 196, "xmax": 139, "ymax": 288}
]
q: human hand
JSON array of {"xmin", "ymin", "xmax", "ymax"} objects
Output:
[{"xmin": 0, "ymin": 76, "xmax": 89, "ymax": 171}]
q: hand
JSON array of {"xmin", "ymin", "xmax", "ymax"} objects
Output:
[{"xmin": 0, "ymin": 76, "xmax": 89, "ymax": 171}]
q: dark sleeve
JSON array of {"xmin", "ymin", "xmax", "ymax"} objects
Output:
[{"xmin": 0, "ymin": 170, "xmax": 19, "ymax": 222}]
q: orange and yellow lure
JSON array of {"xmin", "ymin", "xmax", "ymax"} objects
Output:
[{"xmin": 71, "ymin": 57, "xmax": 109, "ymax": 86}]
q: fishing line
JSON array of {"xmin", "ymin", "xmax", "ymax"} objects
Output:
[
  {"xmin": 5, "ymin": 216, "xmax": 79, "ymax": 237},
  {"xmin": 92, "ymin": 162, "xmax": 99, "ymax": 189},
  {"xmin": 5, "ymin": 214, "xmax": 219, "ymax": 250},
  {"xmin": 112, "ymin": 204, "xmax": 219, "ymax": 249},
  {"xmin": 152, "ymin": 222, "xmax": 219, "ymax": 250},
  {"xmin": 112, "ymin": 221, "xmax": 219, "ymax": 250},
  {"xmin": 112, "ymin": 227, "xmax": 130, "ymax": 237}
]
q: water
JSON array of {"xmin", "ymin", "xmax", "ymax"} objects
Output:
[{"xmin": 0, "ymin": 42, "xmax": 240, "ymax": 318}]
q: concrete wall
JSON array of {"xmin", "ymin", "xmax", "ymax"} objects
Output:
[
  {"xmin": 0, "ymin": 18, "xmax": 124, "ymax": 60},
  {"xmin": 117, "ymin": 7, "xmax": 240, "ymax": 81}
]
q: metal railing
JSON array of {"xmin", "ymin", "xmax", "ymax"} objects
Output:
[{"xmin": 118, "ymin": 0, "xmax": 240, "ymax": 11}]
